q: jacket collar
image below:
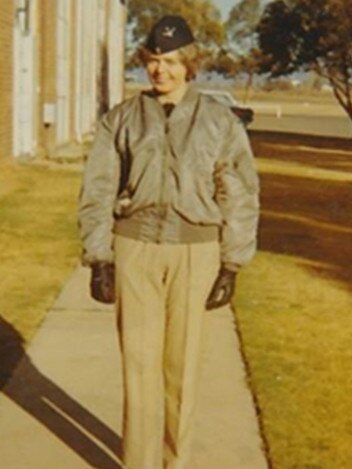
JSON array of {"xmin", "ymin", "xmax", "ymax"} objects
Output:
[{"xmin": 141, "ymin": 83, "xmax": 200, "ymax": 124}]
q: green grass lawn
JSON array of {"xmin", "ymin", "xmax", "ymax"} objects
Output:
[
  {"xmin": 236, "ymin": 253, "xmax": 352, "ymax": 469},
  {"xmin": 0, "ymin": 163, "xmax": 82, "ymax": 342},
  {"xmin": 235, "ymin": 137, "xmax": 352, "ymax": 469}
]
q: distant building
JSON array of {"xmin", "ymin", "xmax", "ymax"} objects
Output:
[{"xmin": 0, "ymin": 0, "xmax": 126, "ymax": 161}]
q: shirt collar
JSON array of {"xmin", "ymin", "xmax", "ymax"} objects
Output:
[{"xmin": 141, "ymin": 83, "xmax": 199, "ymax": 123}]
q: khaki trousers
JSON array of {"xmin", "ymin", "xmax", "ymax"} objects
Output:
[{"xmin": 114, "ymin": 236, "xmax": 220, "ymax": 469}]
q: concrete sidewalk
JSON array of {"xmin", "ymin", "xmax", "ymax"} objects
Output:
[{"xmin": 0, "ymin": 266, "xmax": 269, "ymax": 469}]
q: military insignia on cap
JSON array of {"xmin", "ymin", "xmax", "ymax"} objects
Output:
[
  {"xmin": 162, "ymin": 26, "xmax": 176, "ymax": 38},
  {"xmin": 145, "ymin": 15, "xmax": 195, "ymax": 54}
]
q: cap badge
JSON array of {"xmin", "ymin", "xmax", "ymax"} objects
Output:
[{"xmin": 162, "ymin": 26, "xmax": 176, "ymax": 38}]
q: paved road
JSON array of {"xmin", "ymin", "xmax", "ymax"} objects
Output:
[{"xmin": 250, "ymin": 113, "xmax": 351, "ymax": 138}]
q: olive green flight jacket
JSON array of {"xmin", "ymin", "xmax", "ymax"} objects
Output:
[{"xmin": 78, "ymin": 84, "xmax": 260, "ymax": 272}]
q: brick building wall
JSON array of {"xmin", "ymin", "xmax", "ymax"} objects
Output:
[
  {"xmin": 0, "ymin": 0, "xmax": 125, "ymax": 161},
  {"xmin": 0, "ymin": 1, "xmax": 14, "ymax": 161},
  {"xmin": 38, "ymin": 0, "xmax": 57, "ymax": 157}
]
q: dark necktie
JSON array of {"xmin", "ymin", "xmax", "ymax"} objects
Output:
[{"xmin": 162, "ymin": 103, "xmax": 175, "ymax": 118}]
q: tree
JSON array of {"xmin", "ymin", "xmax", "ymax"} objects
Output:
[
  {"xmin": 209, "ymin": 0, "xmax": 264, "ymax": 101},
  {"xmin": 226, "ymin": 0, "xmax": 262, "ymax": 55},
  {"xmin": 127, "ymin": 0, "xmax": 225, "ymax": 53},
  {"xmin": 256, "ymin": 0, "xmax": 352, "ymax": 120}
]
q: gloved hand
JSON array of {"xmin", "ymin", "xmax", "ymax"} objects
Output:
[
  {"xmin": 90, "ymin": 262, "xmax": 115, "ymax": 304},
  {"xmin": 206, "ymin": 267, "xmax": 237, "ymax": 310}
]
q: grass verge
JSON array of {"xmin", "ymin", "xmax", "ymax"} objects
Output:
[
  {"xmin": 2, "ymin": 143, "xmax": 352, "ymax": 468},
  {"xmin": 236, "ymin": 249, "xmax": 352, "ymax": 469},
  {"xmin": 236, "ymin": 140, "xmax": 352, "ymax": 468},
  {"xmin": 0, "ymin": 163, "xmax": 82, "ymax": 343}
]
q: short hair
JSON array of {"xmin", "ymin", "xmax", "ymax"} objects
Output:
[{"xmin": 138, "ymin": 43, "xmax": 202, "ymax": 81}]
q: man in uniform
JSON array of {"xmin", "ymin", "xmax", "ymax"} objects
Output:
[{"xmin": 79, "ymin": 15, "xmax": 259, "ymax": 469}]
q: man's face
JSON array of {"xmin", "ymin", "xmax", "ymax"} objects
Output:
[{"xmin": 146, "ymin": 50, "xmax": 188, "ymax": 96}]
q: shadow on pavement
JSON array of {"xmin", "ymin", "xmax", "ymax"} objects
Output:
[
  {"xmin": 0, "ymin": 316, "xmax": 123, "ymax": 469},
  {"xmin": 259, "ymin": 173, "xmax": 352, "ymax": 287}
]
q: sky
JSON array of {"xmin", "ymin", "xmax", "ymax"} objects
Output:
[
  {"xmin": 217, "ymin": 0, "xmax": 240, "ymax": 20},
  {"xmin": 216, "ymin": 0, "xmax": 271, "ymax": 20}
]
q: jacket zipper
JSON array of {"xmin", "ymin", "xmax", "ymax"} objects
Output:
[{"xmin": 157, "ymin": 120, "xmax": 171, "ymax": 242}]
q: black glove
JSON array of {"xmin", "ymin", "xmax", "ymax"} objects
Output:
[
  {"xmin": 206, "ymin": 267, "xmax": 237, "ymax": 310},
  {"xmin": 90, "ymin": 262, "xmax": 115, "ymax": 304}
]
